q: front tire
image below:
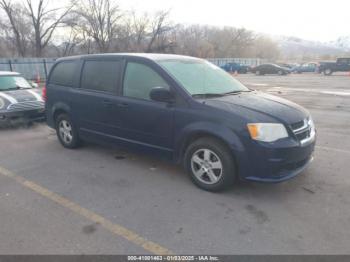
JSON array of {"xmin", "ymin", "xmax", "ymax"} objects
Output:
[
  {"xmin": 55, "ymin": 113, "xmax": 81, "ymax": 149},
  {"xmin": 184, "ymin": 137, "xmax": 236, "ymax": 192},
  {"xmin": 324, "ymin": 69, "xmax": 333, "ymax": 75}
]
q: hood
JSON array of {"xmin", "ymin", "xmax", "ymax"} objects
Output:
[
  {"xmin": 0, "ymin": 89, "xmax": 42, "ymax": 103},
  {"xmin": 202, "ymin": 91, "xmax": 308, "ymax": 124}
]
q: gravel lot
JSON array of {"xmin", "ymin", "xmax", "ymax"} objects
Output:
[{"xmin": 0, "ymin": 73, "xmax": 349, "ymax": 255}]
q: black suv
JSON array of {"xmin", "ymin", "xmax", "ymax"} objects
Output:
[{"xmin": 319, "ymin": 58, "xmax": 350, "ymax": 75}]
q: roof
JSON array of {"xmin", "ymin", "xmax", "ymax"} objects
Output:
[
  {"xmin": 57, "ymin": 53, "xmax": 201, "ymax": 62},
  {"xmin": 0, "ymin": 71, "xmax": 20, "ymax": 76}
]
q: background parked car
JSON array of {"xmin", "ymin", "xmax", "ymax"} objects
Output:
[
  {"xmin": 0, "ymin": 71, "xmax": 44, "ymax": 127},
  {"xmin": 251, "ymin": 64, "xmax": 291, "ymax": 75},
  {"xmin": 292, "ymin": 62, "xmax": 319, "ymax": 73},
  {"xmin": 277, "ymin": 63, "xmax": 294, "ymax": 69},
  {"xmin": 220, "ymin": 62, "xmax": 251, "ymax": 74},
  {"xmin": 318, "ymin": 58, "xmax": 350, "ymax": 75}
]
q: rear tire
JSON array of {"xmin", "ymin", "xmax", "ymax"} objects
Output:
[
  {"xmin": 55, "ymin": 113, "xmax": 81, "ymax": 149},
  {"xmin": 255, "ymin": 70, "xmax": 261, "ymax": 76},
  {"xmin": 184, "ymin": 137, "xmax": 236, "ymax": 192}
]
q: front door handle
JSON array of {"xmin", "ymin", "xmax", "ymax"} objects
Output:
[
  {"xmin": 102, "ymin": 100, "xmax": 113, "ymax": 107},
  {"xmin": 116, "ymin": 102, "xmax": 129, "ymax": 108}
]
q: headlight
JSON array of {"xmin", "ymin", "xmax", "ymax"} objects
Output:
[
  {"xmin": 308, "ymin": 117, "xmax": 316, "ymax": 137},
  {"xmin": 0, "ymin": 98, "xmax": 5, "ymax": 110},
  {"xmin": 308, "ymin": 117, "xmax": 315, "ymax": 129},
  {"xmin": 247, "ymin": 123, "xmax": 289, "ymax": 142}
]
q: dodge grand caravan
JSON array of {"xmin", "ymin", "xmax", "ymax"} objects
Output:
[{"xmin": 45, "ymin": 54, "xmax": 316, "ymax": 191}]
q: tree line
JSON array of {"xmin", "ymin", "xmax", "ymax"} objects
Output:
[{"xmin": 0, "ymin": 0, "xmax": 280, "ymax": 59}]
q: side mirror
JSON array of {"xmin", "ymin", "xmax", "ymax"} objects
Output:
[{"xmin": 150, "ymin": 87, "xmax": 174, "ymax": 103}]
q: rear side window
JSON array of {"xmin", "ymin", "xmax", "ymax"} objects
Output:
[
  {"xmin": 49, "ymin": 61, "xmax": 76, "ymax": 86},
  {"xmin": 123, "ymin": 62, "xmax": 169, "ymax": 100},
  {"xmin": 81, "ymin": 60, "xmax": 121, "ymax": 93},
  {"xmin": 338, "ymin": 58, "xmax": 347, "ymax": 64}
]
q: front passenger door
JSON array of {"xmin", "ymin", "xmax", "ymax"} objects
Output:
[{"xmin": 114, "ymin": 61, "xmax": 175, "ymax": 153}]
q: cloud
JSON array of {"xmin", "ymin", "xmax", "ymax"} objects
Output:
[{"xmin": 118, "ymin": 0, "xmax": 349, "ymax": 42}]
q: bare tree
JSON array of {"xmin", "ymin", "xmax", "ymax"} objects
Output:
[
  {"xmin": 0, "ymin": 2, "xmax": 281, "ymax": 59},
  {"xmin": 72, "ymin": 0, "xmax": 122, "ymax": 53},
  {"xmin": 125, "ymin": 11, "xmax": 150, "ymax": 52},
  {"xmin": 119, "ymin": 10, "xmax": 174, "ymax": 53},
  {"xmin": 174, "ymin": 25, "xmax": 215, "ymax": 58},
  {"xmin": 55, "ymin": 28, "xmax": 81, "ymax": 57},
  {"xmin": 252, "ymin": 35, "xmax": 280, "ymax": 59},
  {"xmin": 25, "ymin": 0, "xmax": 73, "ymax": 57},
  {"xmin": 146, "ymin": 10, "xmax": 173, "ymax": 52},
  {"xmin": 0, "ymin": 0, "xmax": 31, "ymax": 56}
]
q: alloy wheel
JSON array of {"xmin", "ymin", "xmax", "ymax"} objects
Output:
[
  {"xmin": 59, "ymin": 120, "xmax": 73, "ymax": 144},
  {"xmin": 191, "ymin": 148, "xmax": 223, "ymax": 185}
]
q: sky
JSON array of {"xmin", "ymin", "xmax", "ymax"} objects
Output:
[{"xmin": 116, "ymin": 0, "xmax": 349, "ymax": 42}]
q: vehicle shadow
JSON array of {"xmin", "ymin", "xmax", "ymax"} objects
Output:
[
  {"xmin": 83, "ymin": 141, "xmax": 311, "ymax": 200},
  {"xmin": 0, "ymin": 121, "xmax": 39, "ymax": 131}
]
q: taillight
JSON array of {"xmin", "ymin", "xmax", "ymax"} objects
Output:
[{"xmin": 42, "ymin": 86, "xmax": 47, "ymax": 102}]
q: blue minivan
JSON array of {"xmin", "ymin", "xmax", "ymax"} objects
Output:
[{"xmin": 45, "ymin": 54, "xmax": 316, "ymax": 191}]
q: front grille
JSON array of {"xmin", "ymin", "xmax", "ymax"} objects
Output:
[
  {"xmin": 290, "ymin": 120, "xmax": 304, "ymax": 130},
  {"xmin": 290, "ymin": 118, "xmax": 315, "ymax": 145},
  {"xmin": 7, "ymin": 101, "xmax": 45, "ymax": 112},
  {"xmin": 296, "ymin": 130, "xmax": 310, "ymax": 141}
]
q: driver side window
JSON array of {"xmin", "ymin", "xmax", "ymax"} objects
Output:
[{"xmin": 123, "ymin": 62, "xmax": 169, "ymax": 101}]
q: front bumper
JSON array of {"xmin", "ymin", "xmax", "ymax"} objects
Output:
[
  {"xmin": 238, "ymin": 137, "xmax": 316, "ymax": 183},
  {"xmin": 0, "ymin": 108, "xmax": 45, "ymax": 126},
  {"xmin": 244, "ymin": 155, "xmax": 314, "ymax": 183}
]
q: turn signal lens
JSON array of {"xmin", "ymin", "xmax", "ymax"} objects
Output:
[{"xmin": 247, "ymin": 124, "xmax": 259, "ymax": 139}]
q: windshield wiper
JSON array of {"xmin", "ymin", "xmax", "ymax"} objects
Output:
[
  {"xmin": 192, "ymin": 93, "xmax": 225, "ymax": 98},
  {"xmin": 222, "ymin": 90, "xmax": 252, "ymax": 96},
  {"xmin": 4, "ymin": 86, "xmax": 30, "ymax": 91},
  {"xmin": 2, "ymin": 87, "xmax": 20, "ymax": 91},
  {"xmin": 192, "ymin": 90, "xmax": 252, "ymax": 98}
]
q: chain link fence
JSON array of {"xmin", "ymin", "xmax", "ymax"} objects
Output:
[
  {"xmin": 0, "ymin": 58, "xmax": 56, "ymax": 81},
  {"xmin": 207, "ymin": 58, "xmax": 267, "ymax": 67},
  {"xmin": 0, "ymin": 57, "xmax": 266, "ymax": 81}
]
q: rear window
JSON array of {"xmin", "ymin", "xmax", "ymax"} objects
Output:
[
  {"xmin": 81, "ymin": 60, "xmax": 121, "ymax": 93},
  {"xmin": 49, "ymin": 61, "xmax": 76, "ymax": 86}
]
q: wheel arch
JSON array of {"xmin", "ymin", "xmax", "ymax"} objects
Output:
[
  {"xmin": 52, "ymin": 102, "xmax": 71, "ymax": 122},
  {"xmin": 174, "ymin": 123, "xmax": 246, "ymax": 167}
]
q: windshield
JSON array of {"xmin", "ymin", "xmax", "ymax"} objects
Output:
[
  {"xmin": 159, "ymin": 59, "xmax": 249, "ymax": 96},
  {"xmin": 0, "ymin": 76, "xmax": 32, "ymax": 91}
]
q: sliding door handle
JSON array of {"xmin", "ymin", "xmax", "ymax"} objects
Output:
[{"xmin": 116, "ymin": 102, "xmax": 129, "ymax": 108}]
